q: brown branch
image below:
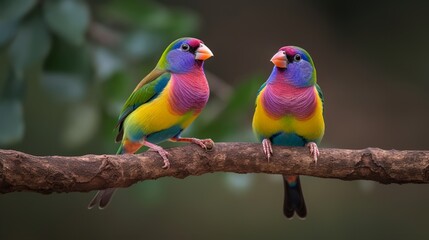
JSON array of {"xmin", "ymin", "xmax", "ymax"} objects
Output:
[{"xmin": 1, "ymin": 143, "xmax": 429, "ymax": 194}]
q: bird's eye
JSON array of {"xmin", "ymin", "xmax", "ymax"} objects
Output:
[
  {"xmin": 294, "ymin": 54, "xmax": 302, "ymax": 62},
  {"xmin": 181, "ymin": 43, "xmax": 190, "ymax": 51}
]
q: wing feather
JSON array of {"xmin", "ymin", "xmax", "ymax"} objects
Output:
[
  {"xmin": 115, "ymin": 70, "xmax": 170, "ymax": 142},
  {"xmin": 315, "ymin": 83, "xmax": 324, "ymax": 110}
]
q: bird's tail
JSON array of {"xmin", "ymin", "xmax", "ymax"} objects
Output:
[
  {"xmin": 87, "ymin": 188, "xmax": 116, "ymax": 209},
  {"xmin": 88, "ymin": 140, "xmax": 141, "ymax": 209},
  {"xmin": 283, "ymin": 175, "xmax": 307, "ymax": 219}
]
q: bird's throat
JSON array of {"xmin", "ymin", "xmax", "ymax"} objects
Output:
[
  {"xmin": 262, "ymin": 81, "xmax": 317, "ymax": 120},
  {"xmin": 168, "ymin": 70, "xmax": 210, "ymax": 115}
]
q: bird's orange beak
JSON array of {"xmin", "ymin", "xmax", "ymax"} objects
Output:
[
  {"xmin": 195, "ymin": 44, "xmax": 214, "ymax": 61},
  {"xmin": 270, "ymin": 51, "xmax": 287, "ymax": 68}
]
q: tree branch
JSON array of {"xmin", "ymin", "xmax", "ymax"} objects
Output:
[{"xmin": 1, "ymin": 143, "xmax": 429, "ymax": 194}]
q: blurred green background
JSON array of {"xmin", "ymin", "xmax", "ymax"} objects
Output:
[{"xmin": 1, "ymin": 0, "xmax": 429, "ymax": 239}]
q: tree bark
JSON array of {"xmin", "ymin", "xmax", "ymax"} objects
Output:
[{"xmin": 1, "ymin": 143, "xmax": 429, "ymax": 194}]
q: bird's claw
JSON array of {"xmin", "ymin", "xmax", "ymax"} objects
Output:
[
  {"xmin": 191, "ymin": 138, "xmax": 214, "ymax": 150},
  {"xmin": 161, "ymin": 161, "xmax": 170, "ymax": 169},
  {"xmin": 306, "ymin": 142, "xmax": 319, "ymax": 164},
  {"xmin": 262, "ymin": 139, "xmax": 273, "ymax": 162},
  {"xmin": 157, "ymin": 149, "xmax": 171, "ymax": 169},
  {"xmin": 144, "ymin": 141, "xmax": 171, "ymax": 169}
]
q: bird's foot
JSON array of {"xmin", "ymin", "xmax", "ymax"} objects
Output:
[
  {"xmin": 190, "ymin": 138, "xmax": 214, "ymax": 150},
  {"xmin": 170, "ymin": 137, "xmax": 214, "ymax": 150},
  {"xmin": 306, "ymin": 142, "xmax": 319, "ymax": 164},
  {"xmin": 262, "ymin": 138, "xmax": 273, "ymax": 162},
  {"xmin": 158, "ymin": 149, "xmax": 171, "ymax": 169},
  {"xmin": 143, "ymin": 141, "xmax": 171, "ymax": 169}
]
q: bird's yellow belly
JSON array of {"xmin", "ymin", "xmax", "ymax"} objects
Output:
[
  {"xmin": 124, "ymin": 88, "xmax": 198, "ymax": 136},
  {"xmin": 252, "ymin": 93, "xmax": 325, "ymax": 141}
]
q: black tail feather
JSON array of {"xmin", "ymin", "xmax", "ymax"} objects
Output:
[
  {"xmin": 283, "ymin": 175, "xmax": 307, "ymax": 219},
  {"xmin": 88, "ymin": 188, "xmax": 116, "ymax": 209}
]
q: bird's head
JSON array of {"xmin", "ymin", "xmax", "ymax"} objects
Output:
[
  {"xmin": 270, "ymin": 46, "xmax": 316, "ymax": 87},
  {"xmin": 157, "ymin": 37, "xmax": 213, "ymax": 73}
]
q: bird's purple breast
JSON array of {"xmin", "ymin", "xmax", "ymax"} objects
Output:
[
  {"xmin": 262, "ymin": 81, "xmax": 317, "ymax": 119},
  {"xmin": 168, "ymin": 70, "xmax": 210, "ymax": 115}
]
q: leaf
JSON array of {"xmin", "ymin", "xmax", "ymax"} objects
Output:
[
  {"xmin": 61, "ymin": 103, "xmax": 99, "ymax": 148},
  {"xmin": 8, "ymin": 15, "xmax": 51, "ymax": 77},
  {"xmin": 44, "ymin": 37, "xmax": 91, "ymax": 75},
  {"xmin": 0, "ymin": 0, "xmax": 37, "ymax": 22},
  {"xmin": 0, "ymin": 100, "xmax": 25, "ymax": 146},
  {"xmin": 139, "ymin": 5, "xmax": 170, "ymax": 30},
  {"xmin": 0, "ymin": 53, "xmax": 10, "ymax": 93},
  {"xmin": 167, "ymin": 9, "xmax": 200, "ymax": 37},
  {"xmin": 0, "ymin": 69, "xmax": 26, "ymax": 100},
  {"xmin": 0, "ymin": 20, "xmax": 17, "ymax": 46},
  {"xmin": 43, "ymin": 0, "xmax": 89, "ymax": 46},
  {"xmin": 41, "ymin": 38, "xmax": 91, "ymax": 103},
  {"xmin": 93, "ymin": 47, "xmax": 123, "ymax": 80},
  {"xmin": 102, "ymin": 71, "xmax": 131, "ymax": 100},
  {"xmin": 99, "ymin": 0, "xmax": 159, "ymax": 28},
  {"xmin": 122, "ymin": 31, "xmax": 163, "ymax": 59},
  {"xmin": 41, "ymin": 72, "xmax": 87, "ymax": 103},
  {"xmin": 102, "ymin": 71, "xmax": 132, "ymax": 117}
]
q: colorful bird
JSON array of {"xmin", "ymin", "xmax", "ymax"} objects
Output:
[
  {"xmin": 252, "ymin": 46, "xmax": 325, "ymax": 218},
  {"xmin": 88, "ymin": 37, "xmax": 214, "ymax": 209}
]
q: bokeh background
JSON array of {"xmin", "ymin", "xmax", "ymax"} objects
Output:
[{"xmin": 1, "ymin": 0, "xmax": 429, "ymax": 239}]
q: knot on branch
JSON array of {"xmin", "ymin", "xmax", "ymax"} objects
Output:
[{"xmin": 352, "ymin": 149, "xmax": 393, "ymax": 184}]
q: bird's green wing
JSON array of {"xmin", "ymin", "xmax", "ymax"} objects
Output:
[
  {"xmin": 257, "ymin": 81, "xmax": 267, "ymax": 95},
  {"xmin": 315, "ymin": 83, "xmax": 324, "ymax": 110},
  {"xmin": 115, "ymin": 70, "xmax": 170, "ymax": 142}
]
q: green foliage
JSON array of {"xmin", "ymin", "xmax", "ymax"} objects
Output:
[
  {"xmin": 100, "ymin": 0, "xmax": 199, "ymax": 35},
  {"xmin": 43, "ymin": 0, "xmax": 90, "ymax": 46},
  {"xmin": 41, "ymin": 72, "xmax": 87, "ymax": 103},
  {"xmin": 0, "ymin": 0, "xmax": 37, "ymax": 22},
  {"xmin": 0, "ymin": 21, "xmax": 17, "ymax": 46},
  {"xmin": 8, "ymin": 15, "xmax": 51, "ymax": 77},
  {"xmin": 0, "ymin": 99, "xmax": 24, "ymax": 145},
  {"xmin": 61, "ymin": 103, "xmax": 100, "ymax": 148},
  {"xmin": 0, "ymin": 0, "xmax": 206, "ymax": 147}
]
